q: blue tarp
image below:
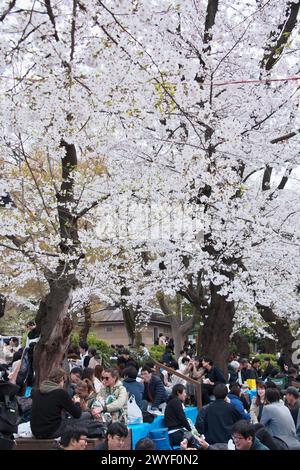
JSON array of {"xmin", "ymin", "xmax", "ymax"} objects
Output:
[{"xmin": 128, "ymin": 406, "xmax": 198, "ymax": 449}]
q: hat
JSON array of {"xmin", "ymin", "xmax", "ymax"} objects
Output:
[{"xmin": 286, "ymin": 386, "xmax": 299, "ymax": 398}]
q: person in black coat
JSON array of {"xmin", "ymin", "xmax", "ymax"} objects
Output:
[
  {"xmin": 262, "ymin": 358, "xmax": 278, "ymax": 380},
  {"xmin": 31, "ymin": 367, "xmax": 82, "ymax": 439},
  {"xmin": 141, "ymin": 366, "xmax": 168, "ymax": 410},
  {"xmin": 117, "ymin": 349, "xmax": 139, "ymax": 371},
  {"xmin": 203, "ymin": 383, "xmax": 243, "ymax": 444},
  {"xmin": 164, "ymin": 384, "xmax": 194, "ymax": 447},
  {"xmin": 201, "ymin": 357, "xmax": 226, "ymax": 405}
]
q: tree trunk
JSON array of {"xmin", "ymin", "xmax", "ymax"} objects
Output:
[
  {"xmin": 169, "ymin": 316, "xmax": 194, "ymax": 359},
  {"xmin": 79, "ymin": 303, "xmax": 92, "ymax": 342},
  {"xmin": 232, "ymin": 332, "xmax": 250, "ymax": 358},
  {"xmin": 199, "ymin": 284, "xmax": 235, "ymax": 376},
  {"xmin": 0, "ymin": 294, "xmax": 6, "ymax": 318},
  {"xmin": 34, "ymin": 279, "xmax": 74, "ymax": 385},
  {"xmin": 33, "ymin": 142, "xmax": 82, "ymax": 385},
  {"xmin": 257, "ymin": 304, "xmax": 295, "ymax": 366},
  {"xmin": 157, "ymin": 291, "xmax": 195, "ymax": 359}
]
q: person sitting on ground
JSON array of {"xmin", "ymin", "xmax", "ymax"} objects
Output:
[
  {"xmin": 88, "ymin": 348, "xmax": 102, "ymax": 370},
  {"xmin": 94, "ymin": 421, "xmax": 128, "ymax": 451},
  {"xmin": 177, "ymin": 350, "xmax": 191, "ymax": 369},
  {"xmin": 140, "ymin": 343, "xmax": 150, "ymax": 358},
  {"xmin": 92, "ymin": 368, "xmax": 128, "ymax": 424},
  {"xmin": 25, "ymin": 320, "xmax": 40, "ymax": 348},
  {"xmin": 164, "ymin": 384, "xmax": 194, "ymax": 448},
  {"xmin": 158, "ymin": 333, "xmax": 167, "ymax": 346},
  {"xmin": 94, "ymin": 365, "xmax": 104, "ymax": 393},
  {"xmin": 74, "ymin": 379, "xmax": 96, "ymax": 411},
  {"xmin": 79, "ymin": 341, "xmax": 90, "ymax": 368},
  {"xmin": 260, "ymin": 387, "xmax": 300, "ymax": 449},
  {"xmin": 122, "ymin": 366, "xmax": 144, "ymax": 410},
  {"xmin": 250, "ymin": 381, "xmax": 266, "ymax": 424},
  {"xmin": 117, "ymin": 349, "xmax": 139, "ymax": 371},
  {"xmin": 231, "ymin": 420, "xmax": 269, "ymax": 450},
  {"xmin": 162, "ymin": 346, "xmax": 174, "ymax": 366},
  {"xmin": 3, "ymin": 337, "xmax": 20, "ymax": 364},
  {"xmin": 59, "ymin": 426, "xmax": 88, "ymax": 450},
  {"xmin": 31, "ymin": 367, "xmax": 82, "ymax": 439},
  {"xmin": 203, "ymin": 383, "xmax": 243, "ymax": 444},
  {"xmin": 250, "ymin": 358, "xmax": 262, "ymax": 380},
  {"xmin": 262, "ymin": 357, "xmax": 278, "ymax": 381},
  {"xmin": 135, "ymin": 437, "xmax": 156, "ymax": 450},
  {"xmin": 286, "ymin": 367, "xmax": 300, "ymax": 388},
  {"xmin": 140, "ymin": 366, "xmax": 168, "ymax": 412},
  {"xmin": 228, "ymin": 360, "xmax": 240, "ymax": 385},
  {"xmin": 284, "ymin": 386, "xmax": 300, "ymax": 426},
  {"xmin": 239, "ymin": 358, "xmax": 256, "ymax": 384},
  {"xmin": 8, "ymin": 348, "xmax": 23, "ymax": 384},
  {"xmin": 228, "ymin": 383, "xmax": 251, "ymax": 421},
  {"xmin": 67, "ymin": 367, "xmax": 83, "ymax": 397},
  {"xmin": 201, "ymin": 357, "xmax": 226, "ymax": 405}
]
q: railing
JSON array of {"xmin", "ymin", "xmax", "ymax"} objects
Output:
[{"xmin": 154, "ymin": 360, "xmax": 202, "ymax": 409}]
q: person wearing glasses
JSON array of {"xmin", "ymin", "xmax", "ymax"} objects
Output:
[
  {"xmin": 59, "ymin": 425, "xmax": 88, "ymax": 450},
  {"xmin": 94, "ymin": 421, "xmax": 128, "ymax": 450},
  {"xmin": 92, "ymin": 368, "xmax": 128, "ymax": 424},
  {"xmin": 231, "ymin": 420, "xmax": 269, "ymax": 450}
]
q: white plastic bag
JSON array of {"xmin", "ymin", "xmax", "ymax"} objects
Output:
[
  {"xmin": 15, "ymin": 421, "xmax": 33, "ymax": 438},
  {"xmin": 127, "ymin": 394, "xmax": 143, "ymax": 424}
]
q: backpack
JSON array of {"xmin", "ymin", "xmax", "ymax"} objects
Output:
[{"xmin": 0, "ymin": 383, "xmax": 19, "ymax": 435}]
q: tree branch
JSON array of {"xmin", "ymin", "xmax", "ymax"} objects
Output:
[
  {"xmin": 44, "ymin": 0, "xmax": 59, "ymax": 41},
  {"xmin": 261, "ymin": 1, "xmax": 300, "ymax": 71},
  {"xmin": 0, "ymin": 0, "xmax": 16, "ymax": 22}
]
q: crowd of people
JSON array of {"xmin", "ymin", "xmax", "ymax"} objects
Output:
[{"xmin": 1, "ymin": 328, "xmax": 300, "ymax": 451}]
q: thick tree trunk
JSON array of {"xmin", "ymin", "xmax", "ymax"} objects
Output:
[
  {"xmin": 34, "ymin": 279, "xmax": 74, "ymax": 385},
  {"xmin": 79, "ymin": 303, "xmax": 92, "ymax": 342},
  {"xmin": 33, "ymin": 142, "xmax": 82, "ymax": 385},
  {"xmin": 257, "ymin": 304, "xmax": 295, "ymax": 366},
  {"xmin": 232, "ymin": 332, "xmax": 250, "ymax": 358},
  {"xmin": 199, "ymin": 284, "xmax": 235, "ymax": 376}
]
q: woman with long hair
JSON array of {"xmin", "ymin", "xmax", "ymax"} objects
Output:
[{"xmin": 250, "ymin": 381, "xmax": 266, "ymax": 423}]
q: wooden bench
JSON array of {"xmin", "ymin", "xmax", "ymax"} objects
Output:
[
  {"xmin": 14, "ymin": 437, "xmax": 103, "ymax": 450},
  {"xmin": 14, "ymin": 429, "xmax": 131, "ymax": 450}
]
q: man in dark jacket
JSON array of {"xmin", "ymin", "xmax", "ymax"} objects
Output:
[
  {"xmin": 141, "ymin": 366, "xmax": 168, "ymax": 411},
  {"xmin": 202, "ymin": 357, "xmax": 226, "ymax": 405},
  {"xmin": 117, "ymin": 349, "xmax": 139, "ymax": 371},
  {"xmin": 31, "ymin": 367, "xmax": 82, "ymax": 439},
  {"xmin": 262, "ymin": 357, "xmax": 278, "ymax": 380},
  {"xmin": 122, "ymin": 366, "xmax": 144, "ymax": 410},
  {"xmin": 203, "ymin": 384, "xmax": 243, "ymax": 444}
]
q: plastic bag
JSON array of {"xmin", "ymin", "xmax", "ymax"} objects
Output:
[{"xmin": 127, "ymin": 394, "xmax": 143, "ymax": 424}]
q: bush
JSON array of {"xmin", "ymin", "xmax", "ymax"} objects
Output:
[{"xmin": 149, "ymin": 345, "xmax": 165, "ymax": 362}]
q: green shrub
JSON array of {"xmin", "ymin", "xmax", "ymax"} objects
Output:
[
  {"xmin": 70, "ymin": 331, "xmax": 80, "ymax": 347},
  {"xmin": 149, "ymin": 344, "xmax": 165, "ymax": 362}
]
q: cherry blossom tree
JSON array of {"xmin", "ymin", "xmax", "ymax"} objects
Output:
[{"xmin": 1, "ymin": 0, "xmax": 300, "ymax": 381}]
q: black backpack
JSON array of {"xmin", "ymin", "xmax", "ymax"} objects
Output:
[{"xmin": 0, "ymin": 382, "xmax": 19, "ymax": 436}]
